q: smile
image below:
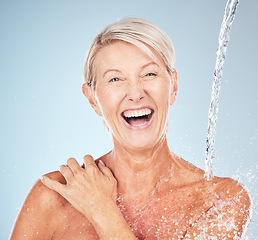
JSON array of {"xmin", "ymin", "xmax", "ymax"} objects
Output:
[{"xmin": 122, "ymin": 108, "xmax": 154, "ymax": 127}]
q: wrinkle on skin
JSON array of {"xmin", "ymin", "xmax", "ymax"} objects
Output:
[
  {"xmin": 85, "ymin": 41, "xmax": 178, "ymax": 200},
  {"xmin": 107, "ymin": 138, "xmax": 175, "ymax": 198},
  {"xmin": 92, "ymin": 41, "xmax": 177, "ymax": 150}
]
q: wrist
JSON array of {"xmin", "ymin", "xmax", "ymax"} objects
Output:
[
  {"xmin": 89, "ymin": 201, "xmax": 137, "ymax": 240},
  {"xmin": 85, "ymin": 198, "xmax": 117, "ymax": 221},
  {"xmin": 89, "ymin": 200, "xmax": 119, "ymax": 226}
]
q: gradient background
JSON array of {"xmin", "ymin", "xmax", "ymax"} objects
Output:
[{"xmin": 1, "ymin": 0, "xmax": 257, "ymax": 238}]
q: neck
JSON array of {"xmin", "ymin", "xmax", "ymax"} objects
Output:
[{"xmin": 103, "ymin": 136, "xmax": 175, "ymax": 201}]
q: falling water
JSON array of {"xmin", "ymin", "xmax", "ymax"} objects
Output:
[{"xmin": 204, "ymin": 0, "xmax": 240, "ymax": 181}]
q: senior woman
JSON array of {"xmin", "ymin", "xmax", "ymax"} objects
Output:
[{"xmin": 10, "ymin": 18, "xmax": 251, "ymax": 239}]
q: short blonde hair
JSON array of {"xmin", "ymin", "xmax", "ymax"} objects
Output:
[{"xmin": 84, "ymin": 17, "xmax": 175, "ymax": 90}]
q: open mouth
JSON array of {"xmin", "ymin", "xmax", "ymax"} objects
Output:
[{"xmin": 122, "ymin": 108, "xmax": 154, "ymax": 127}]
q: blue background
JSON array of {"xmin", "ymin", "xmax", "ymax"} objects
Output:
[{"xmin": 1, "ymin": 0, "xmax": 257, "ymax": 238}]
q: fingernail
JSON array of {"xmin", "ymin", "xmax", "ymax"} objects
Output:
[
  {"xmin": 39, "ymin": 175, "xmax": 44, "ymax": 181},
  {"xmin": 59, "ymin": 165, "xmax": 65, "ymax": 171},
  {"xmin": 99, "ymin": 160, "xmax": 105, "ymax": 166}
]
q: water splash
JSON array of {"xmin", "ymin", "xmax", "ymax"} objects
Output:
[{"xmin": 205, "ymin": 0, "xmax": 240, "ymax": 181}]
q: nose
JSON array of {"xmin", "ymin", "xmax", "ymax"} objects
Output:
[{"xmin": 126, "ymin": 83, "xmax": 145, "ymax": 102}]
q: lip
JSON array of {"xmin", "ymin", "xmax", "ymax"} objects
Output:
[{"xmin": 121, "ymin": 106, "xmax": 154, "ymax": 130}]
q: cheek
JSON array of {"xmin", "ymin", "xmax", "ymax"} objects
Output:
[
  {"xmin": 147, "ymin": 79, "xmax": 171, "ymax": 105},
  {"xmin": 96, "ymin": 86, "xmax": 123, "ymax": 116}
]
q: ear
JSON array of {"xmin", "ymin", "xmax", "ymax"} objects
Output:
[
  {"xmin": 82, "ymin": 83, "xmax": 102, "ymax": 116},
  {"xmin": 170, "ymin": 69, "xmax": 178, "ymax": 105}
]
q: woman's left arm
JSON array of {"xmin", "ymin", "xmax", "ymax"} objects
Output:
[
  {"xmin": 41, "ymin": 155, "xmax": 137, "ymax": 240},
  {"xmin": 184, "ymin": 180, "xmax": 252, "ymax": 239}
]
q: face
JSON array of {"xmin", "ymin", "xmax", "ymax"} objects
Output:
[{"xmin": 83, "ymin": 41, "xmax": 177, "ymax": 151}]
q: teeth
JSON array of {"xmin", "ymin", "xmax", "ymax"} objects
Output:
[{"xmin": 123, "ymin": 108, "xmax": 152, "ymax": 118}]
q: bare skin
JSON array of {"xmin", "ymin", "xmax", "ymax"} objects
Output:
[
  {"xmin": 10, "ymin": 148, "xmax": 252, "ymax": 239},
  {"xmin": 10, "ymin": 41, "xmax": 252, "ymax": 239}
]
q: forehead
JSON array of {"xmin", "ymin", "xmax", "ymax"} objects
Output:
[{"xmin": 94, "ymin": 41, "xmax": 165, "ymax": 74}]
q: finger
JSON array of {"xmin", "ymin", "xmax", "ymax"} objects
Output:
[
  {"xmin": 98, "ymin": 161, "xmax": 115, "ymax": 178},
  {"xmin": 41, "ymin": 176, "xmax": 65, "ymax": 194},
  {"xmin": 59, "ymin": 165, "xmax": 73, "ymax": 183},
  {"xmin": 67, "ymin": 158, "xmax": 81, "ymax": 174},
  {"xmin": 83, "ymin": 155, "xmax": 96, "ymax": 168}
]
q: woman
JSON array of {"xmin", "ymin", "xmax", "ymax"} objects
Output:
[{"xmin": 10, "ymin": 17, "xmax": 252, "ymax": 239}]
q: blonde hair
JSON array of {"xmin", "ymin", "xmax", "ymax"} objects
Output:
[{"xmin": 84, "ymin": 17, "xmax": 175, "ymax": 90}]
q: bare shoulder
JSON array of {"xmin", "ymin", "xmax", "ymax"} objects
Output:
[
  {"xmin": 174, "ymin": 155, "xmax": 252, "ymax": 218},
  {"xmin": 31, "ymin": 171, "xmax": 68, "ymax": 208},
  {"xmin": 174, "ymin": 156, "xmax": 253, "ymax": 239},
  {"xmin": 214, "ymin": 176, "xmax": 249, "ymax": 193},
  {"xmin": 10, "ymin": 171, "xmax": 68, "ymax": 239},
  {"xmin": 182, "ymin": 176, "xmax": 253, "ymax": 239},
  {"xmin": 175, "ymin": 155, "xmax": 252, "ymax": 199},
  {"xmin": 212, "ymin": 177, "xmax": 252, "ymax": 213}
]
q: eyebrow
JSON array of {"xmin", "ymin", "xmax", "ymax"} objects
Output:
[
  {"xmin": 140, "ymin": 61, "xmax": 160, "ymax": 70},
  {"xmin": 102, "ymin": 61, "xmax": 160, "ymax": 78},
  {"xmin": 103, "ymin": 69, "xmax": 121, "ymax": 78}
]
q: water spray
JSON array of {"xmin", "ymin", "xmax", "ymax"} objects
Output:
[{"xmin": 205, "ymin": 0, "xmax": 240, "ymax": 181}]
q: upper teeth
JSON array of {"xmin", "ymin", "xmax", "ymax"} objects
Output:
[{"xmin": 123, "ymin": 108, "xmax": 152, "ymax": 118}]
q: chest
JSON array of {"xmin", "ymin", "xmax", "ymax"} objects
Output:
[
  {"xmin": 52, "ymin": 189, "xmax": 213, "ymax": 240},
  {"xmin": 120, "ymin": 194, "xmax": 211, "ymax": 239}
]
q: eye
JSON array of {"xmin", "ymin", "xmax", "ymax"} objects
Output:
[
  {"xmin": 109, "ymin": 77, "xmax": 120, "ymax": 83},
  {"xmin": 146, "ymin": 73, "xmax": 157, "ymax": 77}
]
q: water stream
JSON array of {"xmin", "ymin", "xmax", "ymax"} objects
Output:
[{"xmin": 204, "ymin": 0, "xmax": 240, "ymax": 181}]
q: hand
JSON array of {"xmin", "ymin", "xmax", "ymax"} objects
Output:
[{"xmin": 41, "ymin": 155, "xmax": 117, "ymax": 221}]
